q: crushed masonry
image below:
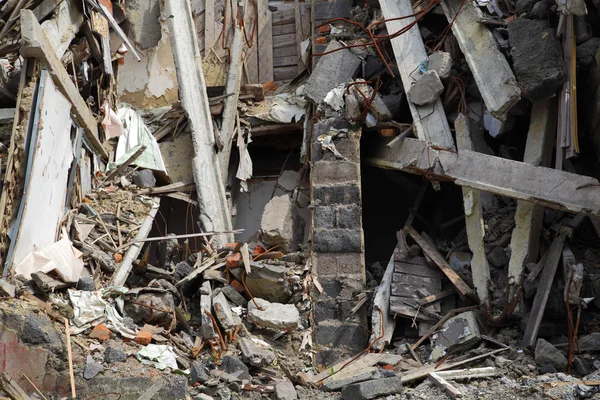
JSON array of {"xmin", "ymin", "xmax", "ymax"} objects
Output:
[{"xmin": 0, "ymin": 0, "xmax": 600, "ymax": 398}]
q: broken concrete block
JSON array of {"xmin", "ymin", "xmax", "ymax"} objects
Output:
[
  {"xmin": 428, "ymin": 51, "xmax": 452, "ymax": 80},
  {"xmin": 104, "ymin": 346, "xmax": 127, "ymax": 364},
  {"xmin": 577, "ymin": 37, "xmax": 600, "ymax": 69},
  {"xmin": 248, "ymin": 298, "xmax": 300, "ymax": 331},
  {"xmin": 260, "ymin": 195, "xmax": 302, "ymax": 252},
  {"xmin": 0, "ymin": 279, "xmax": 15, "ymax": 297},
  {"xmin": 430, "ymin": 311, "xmax": 481, "ymax": 361},
  {"xmin": 245, "ymin": 263, "xmax": 290, "ymax": 303},
  {"xmin": 488, "ymin": 246, "xmax": 509, "ymax": 268},
  {"xmin": 126, "ymin": 0, "xmax": 162, "ymax": 49},
  {"xmin": 340, "ymin": 376, "xmax": 403, "ymax": 399},
  {"xmin": 577, "ymin": 332, "xmax": 600, "ymax": 352},
  {"xmin": 219, "ymin": 355, "xmax": 251, "ymax": 381},
  {"xmin": 190, "ymin": 361, "xmax": 210, "ymax": 385},
  {"xmin": 76, "ymin": 276, "xmax": 95, "ymax": 291},
  {"xmin": 305, "ymin": 40, "xmax": 361, "ymax": 104},
  {"xmin": 508, "ymin": 18, "xmax": 564, "ymax": 102},
  {"xmin": 322, "ymin": 366, "xmax": 382, "ymax": 391},
  {"xmin": 275, "ymin": 379, "xmax": 298, "ymax": 400},
  {"xmin": 238, "ymin": 337, "xmax": 276, "ymax": 367},
  {"xmin": 132, "ymin": 169, "xmax": 156, "ymax": 188},
  {"xmin": 84, "ymin": 355, "xmax": 104, "ymax": 380},
  {"xmin": 200, "ymin": 281, "xmax": 216, "ymax": 338},
  {"xmin": 276, "ymin": 170, "xmax": 301, "ymax": 193},
  {"xmin": 407, "ymin": 70, "xmax": 444, "ymax": 106},
  {"xmin": 221, "ymin": 284, "xmax": 248, "ymax": 306},
  {"xmin": 535, "ymin": 338, "xmax": 567, "ymax": 371},
  {"xmin": 212, "ymin": 292, "xmax": 237, "ymax": 331}
]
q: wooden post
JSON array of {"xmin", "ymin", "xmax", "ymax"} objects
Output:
[{"xmin": 165, "ymin": 0, "xmax": 234, "ymax": 247}]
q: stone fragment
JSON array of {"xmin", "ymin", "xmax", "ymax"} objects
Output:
[
  {"xmin": 132, "ymin": 169, "xmax": 157, "ymax": 188},
  {"xmin": 535, "ymin": 338, "xmax": 567, "ymax": 371},
  {"xmin": 200, "ymin": 281, "xmax": 216, "ymax": 338},
  {"xmin": 89, "ymin": 323, "xmax": 111, "ymax": 342},
  {"xmin": 430, "ymin": 311, "xmax": 481, "ymax": 361},
  {"xmin": 528, "ymin": 0, "xmax": 552, "ymax": 19},
  {"xmin": 488, "ymin": 246, "xmax": 509, "ymax": 268},
  {"xmin": 220, "ymin": 356, "xmax": 251, "ymax": 381},
  {"xmin": 427, "ymin": 51, "xmax": 452, "ymax": 80},
  {"xmin": 340, "ymin": 376, "xmax": 403, "ymax": 399},
  {"xmin": 173, "ymin": 261, "xmax": 193, "ymax": 282},
  {"xmin": 190, "ymin": 361, "xmax": 210, "ymax": 385},
  {"xmin": 104, "ymin": 346, "xmax": 127, "ymax": 364},
  {"xmin": 247, "ymin": 298, "xmax": 300, "ymax": 331},
  {"xmin": 238, "ymin": 337, "xmax": 276, "ymax": 367},
  {"xmin": 260, "ymin": 195, "xmax": 302, "ymax": 252},
  {"xmin": 577, "ymin": 37, "xmax": 600, "ymax": 69},
  {"xmin": 212, "ymin": 292, "xmax": 237, "ymax": 331},
  {"xmin": 407, "ymin": 70, "xmax": 444, "ymax": 106},
  {"xmin": 578, "ymin": 332, "xmax": 600, "ymax": 352},
  {"xmin": 508, "ymin": 18, "xmax": 564, "ymax": 102},
  {"xmin": 84, "ymin": 355, "xmax": 104, "ymax": 380},
  {"xmin": 221, "ymin": 285, "xmax": 247, "ymax": 306},
  {"xmin": 322, "ymin": 366, "xmax": 382, "ymax": 391},
  {"xmin": 76, "ymin": 276, "xmax": 95, "ymax": 291},
  {"xmin": 157, "ymin": 235, "xmax": 180, "ymax": 268},
  {"xmin": 0, "ymin": 279, "xmax": 15, "ymax": 297},
  {"xmin": 125, "ymin": 292, "xmax": 175, "ymax": 328},
  {"xmin": 305, "ymin": 40, "xmax": 361, "ymax": 104},
  {"xmin": 276, "ymin": 170, "xmax": 301, "ymax": 193},
  {"xmin": 275, "ymin": 379, "xmax": 298, "ymax": 400},
  {"xmin": 245, "ymin": 263, "xmax": 289, "ymax": 303}
]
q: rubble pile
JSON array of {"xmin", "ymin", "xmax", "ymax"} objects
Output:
[{"xmin": 0, "ymin": 0, "xmax": 600, "ymax": 397}]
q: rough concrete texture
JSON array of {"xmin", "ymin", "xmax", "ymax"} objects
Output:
[
  {"xmin": 84, "ymin": 355, "xmax": 104, "ymax": 380},
  {"xmin": 238, "ymin": 337, "xmax": 276, "ymax": 367},
  {"xmin": 430, "ymin": 311, "xmax": 481, "ymax": 360},
  {"xmin": 277, "ymin": 170, "xmax": 301, "ymax": 192},
  {"xmin": 340, "ymin": 376, "xmax": 403, "ymax": 399},
  {"xmin": 104, "ymin": 346, "xmax": 127, "ymax": 364},
  {"xmin": 508, "ymin": 18, "xmax": 564, "ymax": 101},
  {"xmin": 200, "ymin": 281, "xmax": 216, "ymax": 338},
  {"xmin": 0, "ymin": 279, "xmax": 15, "ymax": 296},
  {"xmin": 305, "ymin": 40, "xmax": 361, "ymax": 104},
  {"xmin": 77, "ymin": 376, "xmax": 187, "ymax": 399},
  {"xmin": 260, "ymin": 195, "xmax": 303, "ymax": 252},
  {"xmin": 220, "ymin": 355, "xmax": 251, "ymax": 380},
  {"xmin": 322, "ymin": 366, "xmax": 382, "ymax": 391},
  {"xmin": 126, "ymin": 0, "xmax": 162, "ymax": 49},
  {"xmin": 577, "ymin": 37, "xmax": 600, "ymax": 69},
  {"xmin": 535, "ymin": 338, "xmax": 568, "ymax": 371},
  {"xmin": 132, "ymin": 169, "xmax": 156, "ymax": 188},
  {"xmin": 212, "ymin": 292, "xmax": 237, "ymax": 331},
  {"xmin": 190, "ymin": 361, "xmax": 210, "ymax": 385},
  {"xmin": 576, "ymin": 332, "xmax": 600, "ymax": 352},
  {"xmin": 221, "ymin": 284, "xmax": 248, "ymax": 306},
  {"xmin": 247, "ymin": 298, "xmax": 300, "ymax": 331},
  {"xmin": 124, "ymin": 291, "xmax": 175, "ymax": 328},
  {"xmin": 275, "ymin": 379, "xmax": 298, "ymax": 400},
  {"xmin": 407, "ymin": 70, "xmax": 444, "ymax": 105},
  {"xmin": 428, "ymin": 51, "xmax": 452, "ymax": 79},
  {"xmin": 244, "ymin": 263, "xmax": 290, "ymax": 303}
]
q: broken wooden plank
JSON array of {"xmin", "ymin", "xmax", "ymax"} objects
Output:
[
  {"xmin": 166, "ymin": 0, "xmax": 234, "ymax": 247},
  {"xmin": 371, "ymin": 256, "xmax": 396, "ymax": 350},
  {"xmin": 204, "ymin": 0, "xmax": 216, "ymax": 52},
  {"xmin": 418, "ymin": 288, "xmax": 456, "ymax": 307},
  {"xmin": 392, "ymin": 273, "xmax": 442, "ymax": 289},
  {"xmin": 272, "ymin": 24, "xmax": 295, "ymax": 35},
  {"xmin": 0, "ymin": 373, "xmax": 30, "ymax": 400},
  {"xmin": 138, "ymin": 181, "xmax": 194, "ymax": 195},
  {"xmin": 32, "ymin": 271, "xmax": 70, "ymax": 292},
  {"xmin": 272, "ymin": 9, "xmax": 295, "ymax": 26},
  {"xmin": 428, "ymin": 372, "xmax": 462, "ymax": 399},
  {"xmin": 507, "ymin": 98, "xmax": 556, "ymax": 303},
  {"xmin": 365, "ymin": 137, "xmax": 600, "ymax": 217},
  {"xmin": 103, "ymin": 145, "xmax": 147, "ymax": 183},
  {"xmin": 435, "ymin": 367, "xmax": 503, "ymax": 380},
  {"xmin": 394, "ymin": 261, "xmax": 442, "ymax": 279},
  {"xmin": 378, "ymin": 0, "xmax": 454, "ymax": 149},
  {"xmin": 20, "ymin": 9, "xmax": 108, "ymax": 159},
  {"xmin": 521, "ymin": 231, "xmax": 568, "ymax": 348},
  {"xmin": 390, "ymin": 284, "xmax": 437, "ymax": 299},
  {"xmin": 455, "ymin": 114, "xmax": 490, "ymax": 306},
  {"xmin": 406, "ymin": 227, "xmax": 479, "ymax": 303},
  {"xmin": 110, "ymin": 198, "xmax": 160, "ymax": 287},
  {"xmin": 439, "ymin": 0, "xmax": 521, "ymax": 118},
  {"xmin": 244, "ymin": 0, "xmax": 259, "ymax": 84},
  {"xmin": 257, "ymin": 0, "xmax": 273, "ymax": 82}
]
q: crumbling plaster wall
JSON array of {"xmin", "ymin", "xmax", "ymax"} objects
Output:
[{"xmin": 311, "ymin": 120, "xmax": 368, "ymax": 366}]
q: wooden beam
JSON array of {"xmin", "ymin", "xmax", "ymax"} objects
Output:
[
  {"xmin": 294, "ymin": 0, "xmax": 304, "ymax": 70},
  {"xmin": 0, "ymin": 373, "xmax": 30, "ymax": 400},
  {"xmin": 103, "ymin": 145, "xmax": 147, "ymax": 183},
  {"xmin": 521, "ymin": 231, "xmax": 568, "ymax": 348},
  {"xmin": 219, "ymin": 24, "xmax": 245, "ymax": 179},
  {"xmin": 440, "ymin": 0, "xmax": 521, "ymax": 118},
  {"xmin": 406, "ymin": 227, "xmax": 479, "ymax": 303},
  {"xmin": 365, "ymin": 137, "xmax": 600, "ymax": 217},
  {"xmin": 20, "ymin": 10, "xmax": 108, "ymax": 159},
  {"xmin": 205, "ymin": 0, "xmax": 216, "ymax": 52},
  {"xmin": 257, "ymin": 0, "xmax": 273, "ymax": 82},
  {"xmin": 378, "ymin": 0, "xmax": 454, "ymax": 149},
  {"xmin": 428, "ymin": 373, "xmax": 462, "ymax": 399},
  {"xmin": 370, "ymin": 256, "xmax": 396, "ymax": 350},
  {"xmin": 455, "ymin": 114, "xmax": 490, "ymax": 306},
  {"xmin": 507, "ymin": 98, "xmax": 556, "ymax": 303},
  {"xmin": 165, "ymin": 0, "xmax": 234, "ymax": 247}
]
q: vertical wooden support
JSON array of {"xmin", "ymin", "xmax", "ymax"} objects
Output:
[{"xmin": 257, "ymin": 0, "xmax": 273, "ymax": 82}]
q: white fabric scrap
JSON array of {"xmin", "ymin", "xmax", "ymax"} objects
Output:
[
  {"xmin": 101, "ymin": 102, "xmax": 124, "ymax": 139},
  {"xmin": 109, "ymin": 107, "xmax": 167, "ymax": 172},
  {"xmin": 324, "ymin": 85, "xmax": 345, "ymax": 111},
  {"xmin": 317, "ymin": 128, "xmax": 349, "ymax": 160},
  {"xmin": 15, "ymin": 238, "xmax": 84, "ymax": 283},
  {"xmin": 236, "ymin": 128, "xmax": 253, "ymax": 192},
  {"xmin": 137, "ymin": 344, "xmax": 179, "ymax": 370}
]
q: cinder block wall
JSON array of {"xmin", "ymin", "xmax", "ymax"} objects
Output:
[{"xmin": 310, "ymin": 120, "xmax": 368, "ymax": 366}]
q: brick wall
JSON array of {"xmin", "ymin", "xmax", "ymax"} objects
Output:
[{"xmin": 310, "ymin": 120, "xmax": 368, "ymax": 366}]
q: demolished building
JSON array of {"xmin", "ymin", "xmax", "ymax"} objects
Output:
[{"xmin": 1, "ymin": 0, "xmax": 600, "ymax": 398}]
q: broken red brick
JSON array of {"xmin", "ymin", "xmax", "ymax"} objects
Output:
[
  {"xmin": 315, "ymin": 36, "xmax": 327, "ymax": 45},
  {"xmin": 114, "ymin": 253, "xmax": 123, "ymax": 262},
  {"xmin": 381, "ymin": 364, "xmax": 395, "ymax": 371},
  {"xmin": 134, "ymin": 329, "xmax": 152, "ymax": 345},
  {"xmin": 253, "ymin": 245, "xmax": 266, "ymax": 255},
  {"xmin": 230, "ymin": 279, "xmax": 245, "ymax": 293},
  {"xmin": 318, "ymin": 25, "xmax": 331, "ymax": 33},
  {"xmin": 226, "ymin": 252, "xmax": 242, "ymax": 267},
  {"xmin": 379, "ymin": 128, "xmax": 397, "ymax": 137},
  {"xmin": 89, "ymin": 323, "xmax": 111, "ymax": 342}
]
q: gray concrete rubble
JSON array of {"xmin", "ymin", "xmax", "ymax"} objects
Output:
[
  {"xmin": 275, "ymin": 379, "xmax": 298, "ymax": 400},
  {"xmin": 244, "ymin": 262, "xmax": 290, "ymax": 303},
  {"xmin": 427, "ymin": 51, "xmax": 452, "ymax": 80},
  {"xmin": 247, "ymin": 298, "xmax": 300, "ymax": 331},
  {"xmin": 132, "ymin": 169, "xmax": 156, "ymax": 188},
  {"xmin": 260, "ymin": 195, "xmax": 304, "ymax": 252},
  {"xmin": 407, "ymin": 70, "xmax": 444, "ymax": 105},
  {"xmin": 535, "ymin": 338, "xmax": 568, "ymax": 371},
  {"xmin": 340, "ymin": 375, "xmax": 403, "ymax": 400},
  {"xmin": 238, "ymin": 337, "xmax": 276, "ymax": 367},
  {"xmin": 430, "ymin": 311, "xmax": 481, "ymax": 361}
]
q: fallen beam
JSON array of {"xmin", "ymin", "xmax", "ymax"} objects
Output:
[
  {"xmin": 379, "ymin": 0, "xmax": 454, "ymax": 149},
  {"xmin": 440, "ymin": 0, "xmax": 521, "ymax": 118},
  {"xmin": 19, "ymin": 9, "xmax": 108, "ymax": 159},
  {"xmin": 455, "ymin": 114, "xmax": 490, "ymax": 306},
  {"xmin": 507, "ymin": 98, "xmax": 556, "ymax": 304},
  {"xmin": 369, "ymin": 254, "xmax": 396, "ymax": 350},
  {"xmin": 365, "ymin": 137, "xmax": 600, "ymax": 217},
  {"xmin": 165, "ymin": 0, "xmax": 234, "ymax": 247}
]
